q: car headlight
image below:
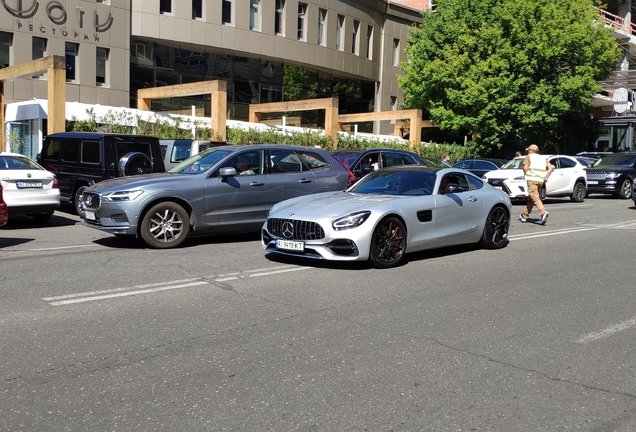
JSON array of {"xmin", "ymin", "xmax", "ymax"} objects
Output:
[
  {"xmin": 332, "ymin": 211, "xmax": 371, "ymax": 231},
  {"xmin": 102, "ymin": 190, "xmax": 144, "ymax": 202},
  {"xmin": 513, "ymin": 176, "xmax": 525, "ymax": 181},
  {"xmin": 606, "ymin": 173, "xmax": 621, "ymax": 179}
]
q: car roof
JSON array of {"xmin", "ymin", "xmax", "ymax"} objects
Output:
[
  {"xmin": 456, "ymin": 158, "xmax": 507, "ymax": 163},
  {"xmin": 332, "ymin": 148, "xmax": 416, "ymax": 155},
  {"xmin": 0, "ymin": 152, "xmax": 31, "ymax": 158}
]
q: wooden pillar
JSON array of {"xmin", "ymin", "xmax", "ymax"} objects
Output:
[
  {"xmin": 410, "ymin": 110, "xmax": 423, "ymax": 155},
  {"xmin": 137, "ymin": 96, "xmax": 151, "ymax": 111},
  {"xmin": 211, "ymin": 80, "xmax": 226, "ymax": 140},
  {"xmin": 47, "ymin": 65, "xmax": 66, "ymax": 134},
  {"xmin": 325, "ymin": 98, "xmax": 339, "ymax": 150}
]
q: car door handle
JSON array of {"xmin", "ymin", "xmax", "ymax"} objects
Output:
[
  {"xmin": 298, "ymin": 179, "xmax": 312, "ymax": 183},
  {"xmin": 249, "ymin": 182, "xmax": 265, "ymax": 186},
  {"xmin": 468, "ymin": 196, "xmax": 478, "ymax": 202}
]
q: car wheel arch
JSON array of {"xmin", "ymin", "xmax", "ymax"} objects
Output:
[{"xmin": 137, "ymin": 197, "xmax": 195, "ymax": 235}]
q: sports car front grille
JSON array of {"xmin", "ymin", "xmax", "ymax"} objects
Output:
[
  {"xmin": 267, "ymin": 218, "xmax": 325, "ymax": 240},
  {"xmin": 586, "ymin": 172, "xmax": 606, "ymax": 181},
  {"xmin": 82, "ymin": 192, "xmax": 101, "ymax": 210}
]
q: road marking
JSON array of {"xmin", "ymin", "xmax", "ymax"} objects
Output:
[
  {"xmin": 30, "ymin": 245, "xmax": 101, "ymax": 251},
  {"xmin": 508, "ymin": 227, "xmax": 598, "ymax": 241},
  {"xmin": 575, "ymin": 317, "xmax": 636, "ymax": 344},
  {"xmin": 43, "ymin": 265, "xmax": 311, "ymax": 306}
]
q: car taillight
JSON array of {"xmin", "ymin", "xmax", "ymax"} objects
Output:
[
  {"xmin": 52, "ymin": 174, "xmax": 59, "ymax": 189},
  {"xmin": 335, "ymin": 158, "xmax": 355, "ymax": 184}
]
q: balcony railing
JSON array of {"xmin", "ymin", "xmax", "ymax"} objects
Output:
[{"xmin": 598, "ymin": 8, "xmax": 636, "ymax": 38}]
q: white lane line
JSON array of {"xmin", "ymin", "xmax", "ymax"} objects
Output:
[
  {"xmin": 30, "ymin": 245, "xmax": 101, "ymax": 251},
  {"xmin": 508, "ymin": 227, "xmax": 598, "ymax": 241},
  {"xmin": 575, "ymin": 317, "xmax": 636, "ymax": 344},
  {"xmin": 43, "ymin": 265, "xmax": 312, "ymax": 305},
  {"xmin": 48, "ymin": 281, "xmax": 209, "ymax": 306}
]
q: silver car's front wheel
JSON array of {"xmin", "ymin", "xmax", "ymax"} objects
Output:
[
  {"xmin": 140, "ymin": 202, "xmax": 190, "ymax": 249},
  {"xmin": 368, "ymin": 216, "xmax": 406, "ymax": 269}
]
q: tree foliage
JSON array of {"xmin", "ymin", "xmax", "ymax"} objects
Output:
[{"xmin": 398, "ymin": 0, "xmax": 620, "ymax": 154}]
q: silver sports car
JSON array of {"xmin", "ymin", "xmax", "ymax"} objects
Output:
[{"xmin": 262, "ymin": 166, "xmax": 512, "ymax": 268}]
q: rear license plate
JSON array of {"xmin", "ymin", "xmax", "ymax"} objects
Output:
[
  {"xmin": 276, "ymin": 239, "xmax": 304, "ymax": 251},
  {"xmin": 587, "ymin": 180, "xmax": 598, "ymax": 185},
  {"xmin": 16, "ymin": 181, "xmax": 42, "ymax": 188},
  {"xmin": 85, "ymin": 211, "xmax": 96, "ymax": 221}
]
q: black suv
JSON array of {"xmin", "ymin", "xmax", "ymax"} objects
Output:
[
  {"xmin": 37, "ymin": 132, "xmax": 165, "ymax": 215},
  {"xmin": 584, "ymin": 152, "xmax": 636, "ymax": 199}
]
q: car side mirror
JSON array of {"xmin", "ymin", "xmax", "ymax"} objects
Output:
[
  {"xmin": 219, "ymin": 167, "xmax": 237, "ymax": 182},
  {"xmin": 361, "ymin": 164, "xmax": 373, "ymax": 174},
  {"xmin": 446, "ymin": 184, "xmax": 463, "ymax": 194}
]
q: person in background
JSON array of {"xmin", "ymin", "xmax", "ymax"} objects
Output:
[
  {"xmin": 442, "ymin": 155, "xmax": 450, "ymax": 164},
  {"xmin": 519, "ymin": 144, "xmax": 553, "ymax": 225},
  {"xmin": 236, "ymin": 156, "xmax": 255, "ymax": 175},
  {"xmin": 515, "ymin": 151, "xmax": 522, "ymax": 157}
]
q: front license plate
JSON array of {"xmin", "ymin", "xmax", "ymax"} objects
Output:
[
  {"xmin": 276, "ymin": 239, "xmax": 304, "ymax": 251},
  {"xmin": 587, "ymin": 180, "xmax": 598, "ymax": 185},
  {"xmin": 16, "ymin": 181, "xmax": 42, "ymax": 188},
  {"xmin": 85, "ymin": 211, "xmax": 96, "ymax": 221}
]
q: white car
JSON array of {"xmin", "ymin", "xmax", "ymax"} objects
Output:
[
  {"xmin": 482, "ymin": 155, "xmax": 587, "ymax": 202},
  {"xmin": 0, "ymin": 152, "xmax": 60, "ymax": 223}
]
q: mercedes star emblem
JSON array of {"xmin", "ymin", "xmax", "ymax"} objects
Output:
[{"xmin": 282, "ymin": 221, "xmax": 294, "ymax": 239}]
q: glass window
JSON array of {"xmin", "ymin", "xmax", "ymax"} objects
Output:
[
  {"xmin": 96, "ymin": 47, "xmax": 109, "ymax": 86},
  {"xmin": 171, "ymin": 142, "xmax": 192, "ymax": 163},
  {"xmin": 65, "ymin": 42, "xmax": 78, "ymax": 81},
  {"xmin": 297, "ymin": 3, "xmax": 307, "ymax": 41},
  {"xmin": 222, "ymin": 0, "xmax": 232, "ymax": 24},
  {"xmin": 275, "ymin": 0, "xmax": 285, "ymax": 35},
  {"xmin": 557, "ymin": 157, "xmax": 575, "ymax": 169},
  {"xmin": 392, "ymin": 38, "xmax": 400, "ymax": 66},
  {"xmin": 32, "ymin": 37, "xmax": 46, "ymax": 60},
  {"xmin": 81, "ymin": 141, "xmax": 101, "ymax": 164},
  {"xmin": 402, "ymin": 154, "xmax": 420, "ymax": 165},
  {"xmin": 390, "ymin": 96, "xmax": 397, "ymax": 111},
  {"xmin": 192, "ymin": 0, "xmax": 202, "ymax": 19},
  {"xmin": 270, "ymin": 149, "xmax": 303, "ymax": 173},
  {"xmin": 160, "ymin": 0, "xmax": 171, "ymax": 14},
  {"xmin": 0, "ymin": 32, "xmax": 12, "ymax": 67},
  {"xmin": 353, "ymin": 152, "xmax": 380, "ymax": 172},
  {"xmin": 221, "ymin": 150, "xmax": 263, "ymax": 175},
  {"xmin": 250, "ymin": 0, "xmax": 260, "ymax": 31},
  {"xmin": 366, "ymin": 25, "xmax": 373, "ymax": 59},
  {"xmin": 384, "ymin": 152, "xmax": 407, "ymax": 167},
  {"xmin": 352, "ymin": 20, "xmax": 359, "ymax": 54},
  {"xmin": 61, "ymin": 139, "xmax": 80, "ymax": 162},
  {"xmin": 452, "ymin": 160, "xmax": 472, "ymax": 170},
  {"xmin": 336, "ymin": 15, "xmax": 344, "ymax": 51},
  {"xmin": 318, "ymin": 9, "xmax": 326, "ymax": 46},
  {"xmin": 473, "ymin": 160, "xmax": 496, "ymax": 171},
  {"xmin": 467, "ymin": 175, "xmax": 484, "ymax": 190},
  {"xmin": 298, "ymin": 150, "xmax": 329, "ymax": 169}
]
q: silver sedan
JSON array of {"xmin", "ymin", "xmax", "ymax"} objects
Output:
[{"xmin": 262, "ymin": 166, "xmax": 512, "ymax": 268}]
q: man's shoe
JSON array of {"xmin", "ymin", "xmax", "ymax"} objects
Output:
[
  {"xmin": 540, "ymin": 212, "xmax": 549, "ymax": 225},
  {"xmin": 519, "ymin": 213, "xmax": 527, "ymax": 223}
]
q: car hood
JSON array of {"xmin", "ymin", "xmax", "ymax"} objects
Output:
[
  {"xmin": 483, "ymin": 169, "xmax": 523, "ymax": 180},
  {"xmin": 270, "ymin": 191, "xmax": 401, "ymax": 217},
  {"xmin": 86, "ymin": 172, "xmax": 184, "ymax": 192},
  {"xmin": 585, "ymin": 165, "xmax": 633, "ymax": 172}
]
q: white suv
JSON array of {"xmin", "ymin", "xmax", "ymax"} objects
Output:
[{"xmin": 482, "ymin": 155, "xmax": 587, "ymax": 202}]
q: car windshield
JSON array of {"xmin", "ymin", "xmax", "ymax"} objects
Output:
[
  {"xmin": 349, "ymin": 170, "xmax": 436, "ymax": 196},
  {"xmin": 593, "ymin": 154, "xmax": 636, "ymax": 167},
  {"xmin": 169, "ymin": 147, "xmax": 236, "ymax": 174},
  {"xmin": 500, "ymin": 158, "xmax": 525, "ymax": 169},
  {"xmin": 0, "ymin": 155, "xmax": 42, "ymax": 170}
]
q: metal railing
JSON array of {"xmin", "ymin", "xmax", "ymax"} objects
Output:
[{"xmin": 598, "ymin": 9, "xmax": 636, "ymax": 37}]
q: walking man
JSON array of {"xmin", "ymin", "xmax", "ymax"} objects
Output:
[{"xmin": 519, "ymin": 144, "xmax": 553, "ymax": 225}]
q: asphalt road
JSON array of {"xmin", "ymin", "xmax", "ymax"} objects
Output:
[{"xmin": 1, "ymin": 197, "xmax": 636, "ymax": 431}]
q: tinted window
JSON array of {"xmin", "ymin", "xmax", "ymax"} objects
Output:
[
  {"xmin": 354, "ymin": 152, "xmax": 380, "ymax": 171},
  {"xmin": 556, "ymin": 157, "xmax": 573, "ymax": 169},
  {"xmin": 171, "ymin": 148, "xmax": 235, "ymax": 174},
  {"xmin": 43, "ymin": 139, "xmax": 61, "ymax": 159},
  {"xmin": 220, "ymin": 150, "xmax": 263, "ymax": 175},
  {"xmin": 349, "ymin": 170, "xmax": 436, "ymax": 196},
  {"xmin": 0, "ymin": 155, "xmax": 41, "ymax": 170},
  {"xmin": 298, "ymin": 150, "xmax": 329, "ymax": 169},
  {"xmin": 171, "ymin": 142, "xmax": 192, "ymax": 163},
  {"xmin": 81, "ymin": 140, "xmax": 100, "ymax": 164},
  {"xmin": 467, "ymin": 175, "xmax": 484, "ymax": 190},
  {"xmin": 384, "ymin": 152, "xmax": 406, "ymax": 167},
  {"xmin": 333, "ymin": 152, "xmax": 361, "ymax": 169},
  {"xmin": 270, "ymin": 149, "xmax": 303, "ymax": 173},
  {"xmin": 473, "ymin": 160, "xmax": 497, "ymax": 170},
  {"xmin": 402, "ymin": 154, "xmax": 420, "ymax": 165},
  {"xmin": 115, "ymin": 141, "xmax": 152, "ymax": 160},
  {"xmin": 453, "ymin": 161, "xmax": 472, "ymax": 170},
  {"xmin": 61, "ymin": 139, "xmax": 79, "ymax": 162}
]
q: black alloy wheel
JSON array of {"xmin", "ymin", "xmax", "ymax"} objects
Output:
[
  {"xmin": 368, "ymin": 216, "xmax": 406, "ymax": 269},
  {"xmin": 570, "ymin": 182, "xmax": 586, "ymax": 202},
  {"xmin": 479, "ymin": 206, "xmax": 509, "ymax": 249},
  {"xmin": 140, "ymin": 202, "xmax": 191, "ymax": 249}
]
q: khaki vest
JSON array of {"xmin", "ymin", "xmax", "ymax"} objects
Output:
[{"xmin": 525, "ymin": 154, "xmax": 548, "ymax": 182}]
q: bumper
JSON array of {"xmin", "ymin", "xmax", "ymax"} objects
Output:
[
  {"xmin": 82, "ymin": 203, "xmax": 140, "ymax": 235},
  {"xmin": 5, "ymin": 190, "xmax": 60, "ymax": 215},
  {"xmin": 261, "ymin": 222, "xmax": 371, "ymax": 262},
  {"xmin": 489, "ymin": 179, "xmax": 527, "ymax": 199},
  {"xmin": 586, "ymin": 181, "xmax": 617, "ymax": 194}
]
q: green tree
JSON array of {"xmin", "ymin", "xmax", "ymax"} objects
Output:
[{"xmin": 398, "ymin": 0, "xmax": 620, "ymax": 154}]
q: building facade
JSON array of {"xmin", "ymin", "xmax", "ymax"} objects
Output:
[{"xmin": 0, "ymin": 0, "xmax": 430, "ymax": 155}]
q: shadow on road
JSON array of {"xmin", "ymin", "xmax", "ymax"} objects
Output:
[{"xmin": 0, "ymin": 212, "xmax": 79, "ymax": 230}]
